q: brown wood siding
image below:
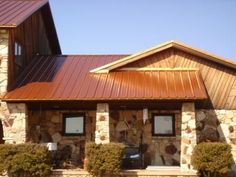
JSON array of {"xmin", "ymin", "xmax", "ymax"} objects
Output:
[
  {"xmin": 123, "ymin": 48, "xmax": 236, "ymax": 109},
  {"xmin": 8, "ymin": 9, "xmax": 52, "ymax": 89}
]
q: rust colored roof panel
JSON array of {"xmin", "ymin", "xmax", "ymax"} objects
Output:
[
  {"xmin": 2, "ymin": 55, "xmax": 208, "ymax": 101},
  {"xmin": 0, "ymin": 0, "xmax": 47, "ymax": 27}
]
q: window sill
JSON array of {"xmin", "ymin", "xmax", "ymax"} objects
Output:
[{"xmin": 151, "ymin": 135, "xmax": 180, "ymax": 139}]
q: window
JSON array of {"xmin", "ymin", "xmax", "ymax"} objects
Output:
[
  {"xmin": 14, "ymin": 42, "xmax": 23, "ymax": 67},
  {"xmin": 152, "ymin": 114, "xmax": 175, "ymax": 136},
  {"xmin": 63, "ymin": 113, "xmax": 85, "ymax": 136}
]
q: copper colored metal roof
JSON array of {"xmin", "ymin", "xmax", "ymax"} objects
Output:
[
  {"xmin": 2, "ymin": 55, "xmax": 208, "ymax": 101},
  {"xmin": 0, "ymin": 0, "xmax": 48, "ymax": 27}
]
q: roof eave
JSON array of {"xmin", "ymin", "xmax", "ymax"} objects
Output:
[
  {"xmin": 0, "ymin": 25, "xmax": 17, "ymax": 28},
  {"xmin": 1, "ymin": 97, "xmax": 208, "ymax": 102},
  {"xmin": 172, "ymin": 41, "xmax": 236, "ymax": 70}
]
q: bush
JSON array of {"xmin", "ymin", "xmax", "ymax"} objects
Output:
[
  {"xmin": 191, "ymin": 142, "xmax": 234, "ymax": 177},
  {"xmin": 0, "ymin": 143, "xmax": 52, "ymax": 177},
  {"xmin": 85, "ymin": 142, "xmax": 124, "ymax": 177}
]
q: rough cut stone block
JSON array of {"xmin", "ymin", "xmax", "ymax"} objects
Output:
[
  {"xmin": 181, "ymin": 102, "xmax": 196, "ymax": 171},
  {"xmin": 1, "ymin": 103, "xmax": 27, "ymax": 144},
  {"xmin": 196, "ymin": 111, "xmax": 206, "ymax": 122},
  {"xmin": 95, "ymin": 103, "xmax": 110, "ymax": 144},
  {"xmin": 52, "ymin": 132, "xmax": 62, "ymax": 143}
]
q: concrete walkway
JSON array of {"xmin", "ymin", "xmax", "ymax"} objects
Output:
[{"xmin": 52, "ymin": 168, "xmax": 198, "ymax": 177}]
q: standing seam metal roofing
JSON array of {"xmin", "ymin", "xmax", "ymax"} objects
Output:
[
  {"xmin": 2, "ymin": 55, "xmax": 208, "ymax": 101},
  {"xmin": 0, "ymin": 0, "xmax": 48, "ymax": 27}
]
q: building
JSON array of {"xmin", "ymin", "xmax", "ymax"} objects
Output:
[{"xmin": 0, "ymin": 0, "xmax": 236, "ymax": 175}]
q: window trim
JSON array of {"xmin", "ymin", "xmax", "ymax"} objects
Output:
[
  {"xmin": 62, "ymin": 113, "xmax": 85, "ymax": 136},
  {"xmin": 152, "ymin": 113, "xmax": 175, "ymax": 137}
]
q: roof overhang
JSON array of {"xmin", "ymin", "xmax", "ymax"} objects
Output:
[
  {"xmin": 1, "ymin": 55, "xmax": 208, "ymax": 102},
  {"xmin": 0, "ymin": 0, "xmax": 61, "ymax": 54},
  {"xmin": 90, "ymin": 40, "xmax": 236, "ymax": 73},
  {"xmin": 0, "ymin": 0, "xmax": 48, "ymax": 28}
]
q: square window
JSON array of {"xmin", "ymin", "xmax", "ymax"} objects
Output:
[
  {"xmin": 63, "ymin": 113, "xmax": 85, "ymax": 136},
  {"xmin": 152, "ymin": 114, "xmax": 175, "ymax": 136}
]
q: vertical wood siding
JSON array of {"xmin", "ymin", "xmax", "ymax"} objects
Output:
[
  {"xmin": 8, "ymin": 9, "xmax": 52, "ymax": 88},
  {"xmin": 123, "ymin": 48, "xmax": 236, "ymax": 109}
]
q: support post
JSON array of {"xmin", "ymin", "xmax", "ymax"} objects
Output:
[
  {"xmin": 1, "ymin": 103, "xmax": 28, "ymax": 144},
  {"xmin": 181, "ymin": 102, "xmax": 196, "ymax": 171},
  {"xmin": 95, "ymin": 103, "xmax": 110, "ymax": 144}
]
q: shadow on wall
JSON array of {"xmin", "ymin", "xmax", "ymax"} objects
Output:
[
  {"xmin": 195, "ymin": 109, "xmax": 236, "ymax": 175},
  {"xmin": 196, "ymin": 110, "xmax": 222, "ymax": 143},
  {"xmin": 9, "ymin": 55, "xmax": 66, "ymax": 91},
  {"xmin": 0, "ymin": 120, "xmax": 4, "ymax": 144}
]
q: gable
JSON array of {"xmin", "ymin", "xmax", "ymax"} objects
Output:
[
  {"xmin": 119, "ymin": 48, "xmax": 175, "ymax": 69},
  {"xmin": 117, "ymin": 47, "xmax": 236, "ymax": 109},
  {"xmin": 90, "ymin": 41, "xmax": 236, "ymax": 73},
  {"xmin": 7, "ymin": 5, "xmax": 61, "ymax": 88},
  {"xmin": 118, "ymin": 48, "xmax": 235, "ymax": 70},
  {"xmin": 88, "ymin": 41, "xmax": 236, "ymax": 109},
  {"xmin": 0, "ymin": 0, "xmax": 61, "ymax": 54}
]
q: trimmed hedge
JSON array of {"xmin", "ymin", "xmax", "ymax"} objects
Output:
[
  {"xmin": 85, "ymin": 142, "xmax": 124, "ymax": 177},
  {"xmin": 0, "ymin": 143, "xmax": 52, "ymax": 177},
  {"xmin": 191, "ymin": 142, "xmax": 234, "ymax": 177}
]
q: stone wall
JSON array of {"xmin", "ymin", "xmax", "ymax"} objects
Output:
[
  {"xmin": 28, "ymin": 109, "xmax": 96, "ymax": 167},
  {"xmin": 0, "ymin": 30, "xmax": 28, "ymax": 145},
  {"xmin": 9, "ymin": 105, "xmax": 236, "ymax": 171},
  {"xmin": 195, "ymin": 109, "xmax": 236, "ymax": 162},
  {"xmin": 0, "ymin": 29, "xmax": 8, "ymax": 94},
  {"xmin": 0, "ymin": 30, "xmax": 9, "ymax": 143},
  {"xmin": 109, "ymin": 109, "xmax": 181, "ymax": 167},
  {"xmin": 8, "ymin": 105, "xmax": 236, "ymax": 171},
  {"xmin": 95, "ymin": 103, "xmax": 110, "ymax": 144},
  {"xmin": 0, "ymin": 103, "xmax": 28, "ymax": 144},
  {"xmin": 180, "ymin": 103, "xmax": 196, "ymax": 171},
  {"xmin": 28, "ymin": 108, "xmax": 181, "ymax": 168}
]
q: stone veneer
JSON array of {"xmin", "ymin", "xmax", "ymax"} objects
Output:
[
  {"xmin": 27, "ymin": 109, "xmax": 96, "ymax": 167},
  {"xmin": 95, "ymin": 103, "xmax": 110, "ymax": 144},
  {"xmin": 110, "ymin": 109, "xmax": 181, "ymax": 167},
  {"xmin": 3, "ymin": 100, "xmax": 236, "ymax": 171},
  {"xmin": 0, "ymin": 29, "xmax": 8, "ymax": 144},
  {"xmin": 180, "ymin": 108, "xmax": 236, "ymax": 171},
  {"xmin": 0, "ymin": 29, "xmax": 8, "ymax": 94},
  {"xmin": 27, "ymin": 108, "xmax": 181, "ymax": 168},
  {"xmin": 195, "ymin": 109, "xmax": 236, "ymax": 162},
  {"xmin": 180, "ymin": 103, "xmax": 196, "ymax": 171},
  {"xmin": 0, "ymin": 30, "xmax": 28, "ymax": 144},
  {"xmin": 0, "ymin": 103, "xmax": 28, "ymax": 144}
]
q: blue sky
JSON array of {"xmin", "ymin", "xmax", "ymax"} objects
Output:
[{"xmin": 50, "ymin": 0, "xmax": 236, "ymax": 60}]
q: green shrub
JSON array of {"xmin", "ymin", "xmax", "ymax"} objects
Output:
[
  {"xmin": 191, "ymin": 142, "xmax": 234, "ymax": 177},
  {"xmin": 85, "ymin": 142, "xmax": 124, "ymax": 177},
  {"xmin": 0, "ymin": 143, "xmax": 52, "ymax": 177}
]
